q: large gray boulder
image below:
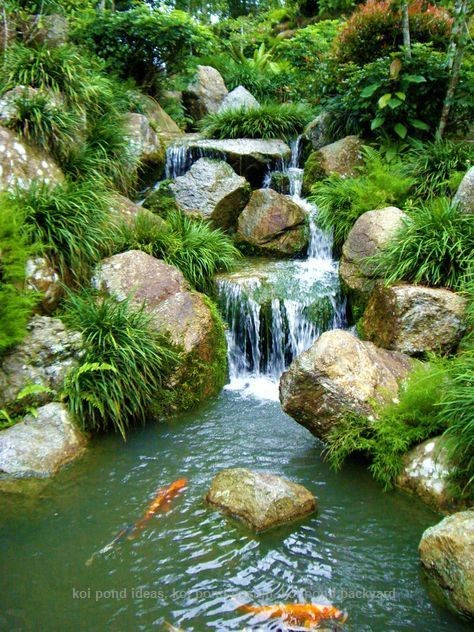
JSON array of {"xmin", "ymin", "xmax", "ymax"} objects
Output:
[
  {"xmin": 0, "ymin": 316, "xmax": 83, "ymax": 413},
  {"xmin": 454, "ymin": 166, "xmax": 474, "ymax": 215},
  {"xmin": 237, "ymin": 188, "xmax": 308, "ymax": 256},
  {"xmin": 218, "ymin": 86, "xmax": 260, "ymax": 113},
  {"xmin": 182, "ymin": 137, "xmax": 291, "ymax": 187},
  {"xmin": 93, "ymin": 251, "xmax": 226, "ymax": 406},
  {"xmin": 363, "ymin": 284, "xmax": 467, "ymax": 356},
  {"xmin": 0, "ymin": 403, "xmax": 86, "ymax": 482},
  {"xmin": 280, "ymin": 329, "xmax": 412, "ymax": 441},
  {"xmin": 169, "ymin": 158, "xmax": 250, "ymax": 229},
  {"xmin": 183, "ymin": 65, "xmax": 228, "ymax": 122},
  {"xmin": 419, "ymin": 511, "xmax": 474, "ymax": 618},
  {"xmin": 206, "ymin": 468, "xmax": 317, "ymax": 531},
  {"xmin": 141, "ymin": 96, "xmax": 183, "ymax": 138},
  {"xmin": 303, "ymin": 135, "xmax": 364, "ymax": 193},
  {"xmin": 0, "ymin": 126, "xmax": 63, "ymax": 192},
  {"xmin": 340, "ymin": 207, "xmax": 407, "ymax": 304},
  {"xmin": 125, "ymin": 113, "xmax": 164, "ymax": 185},
  {"xmin": 304, "ymin": 111, "xmax": 333, "ymax": 150},
  {"xmin": 396, "ymin": 437, "xmax": 456, "ymax": 512}
]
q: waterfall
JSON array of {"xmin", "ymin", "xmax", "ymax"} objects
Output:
[{"xmin": 216, "ymin": 135, "xmax": 345, "ymax": 399}]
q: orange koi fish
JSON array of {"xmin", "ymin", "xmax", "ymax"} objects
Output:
[{"xmin": 237, "ymin": 602, "xmax": 348, "ymax": 628}]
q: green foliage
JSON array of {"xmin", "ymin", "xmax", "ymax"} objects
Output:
[
  {"xmin": 200, "ymin": 103, "xmax": 311, "ymax": 140},
  {"xmin": 335, "ymin": 0, "xmax": 451, "ymax": 66},
  {"xmin": 62, "ymin": 291, "xmax": 179, "ymax": 438},
  {"xmin": 0, "ymin": 197, "xmax": 37, "ymax": 355},
  {"xmin": 114, "ymin": 210, "xmax": 241, "ymax": 293},
  {"xmin": 372, "ymin": 197, "xmax": 474, "ymax": 290},
  {"xmin": 324, "ymin": 362, "xmax": 448, "ymax": 489},
  {"xmin": 406, "ymin": 139, "xmax": 473, "ymax": 199},
  {"xmin": 0, "ymin": 383, "xmax": 54, "ymax": 429},
  {"xmin": 9, "ymin": 180, "xmax": 112, "ymax": 283},
  {"xmin": 311, "ymin": 147, "xmax": 413, "ymax": 249},
  {"xmin": 73, "ymin": 6, "xmax": 215, "ymax": 94}
]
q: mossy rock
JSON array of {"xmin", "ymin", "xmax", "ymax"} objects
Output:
[
  {"xmin": 302, "ymin": 150, "xmax": 326, "ymax": 196},
  {"xmin": 142, "ymin": 180, "xmax": 179, "ymax": 216}
]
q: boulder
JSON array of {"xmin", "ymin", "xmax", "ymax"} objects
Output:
[
  {"xmin": 183, "ymin": 138, "xmax": 291, "ymax": 187},
  {"xmin": 141, "ymin": 97, "xmax": 183, "ymax": 137},
  {"xmin": 183, "ymin": 65, "xmax": 228, "ymax": 122},
  {"xmin": 0, "ymin": 316, "xmax": 83, "ymax": 413},
  {"xmin": 237, "ymin": 188, "xmax": 308, "ymax": 256},
  {"xmin": 419, "ymin": 511, "xmax": 474, "ymax": 618},
  {"xmin": 109, "ymin": 193, "xmax": 164, "ymax": 229},
  {"xmin": 304, "ymin": 111, "xmax": 333, "ymax": 151},
  {"xmin": 339, "ymin": 207, "xmax": 407, "ymax": 304},
  {"xmin": 25, "ymin": 256, "xmax": 62, "ymax": 313},
  {"xmin": 454, "ymin": 166, "xmax": 474, "ymax": 215},
  {"xmin": 302, "ymin": 135, "xmax": 364, "ymax": 194},
  {"xmin": 280, "ymin": 329, "xmax": 412, "ymax": 440},
  {"xmin": 218, "ymin": 86, "xmax": 260, "ymax": 113},
  {"xmin": 396, "ymin": 437, "xmax": 456, "ymax": 512},
  {"xmin": 23, "ymin": 13, "xmax": 68, "ymax": 47},
  {"xmin": 206, "ymin": 468, "xmax": 317, "ymax": 531},
  {"xmin": 0, "ymin": 126, "xmax": 64, "ymax": 192},
  {"xmin": 125, "ymin": 113, "xmax": 165, "ymax": 185},
  {"xmin": 363, "ymin": 284, "xmax": 467, "ymax": 356},
  {"xmin": 0, "ymin": 403, "xmax": 86, "ymax": 481},
  {"xmin": 169, "ymin": 158, "xmax": 250, "ymax": 229},
  {"xmin": 93, "ymin": 250, "xmax": 227, "ymax": 407}
]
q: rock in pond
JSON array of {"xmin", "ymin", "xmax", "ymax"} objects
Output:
[
  {"xmin": 363, "ymin": 284, "xmax": 467, "ymax": 356},
  {"xmin": 237, "ymin": 188, "xmax": 308, "ymax": 256},
  {"xmin": 183, "ymin": 65, "xmax": 228, "ymax": 122},
  {"xmin": 0, "ymin": 126, "xmax": 63, "ymax": 192},
  {"xmin": 206, "ymin": 468, "xmax": 317, "ymax": 532},
  {"xmin": 93, "ymin": 250, "xmax": 227, "ymax": 408},
  {"xmin": 280, "ymin": 329, "xmax": 412, "ymax": 441},
  {"xmin": 0, "ymin": 316, "xmax": 83, "ymax": 413},
  {"xmin": 339, "ymin": 207, "xmax": 407, "ymax": 306},
  {"xmin": 454, "ymin": 166, "xmax": 474, "ymax": 215},
  {"xmin": 419, "ymin": 510, "xmax": 474, "ymax": 618},
  {"xmin": 396, "ymin": 437, "xmax": 457, "ymax": 512},
  {"xmin": 218, "ymin": 86, "xmax": 260, "ymax": 113},
  {"xmin": 302, "ymin": 135, "xmax": 364, "ymax": 194},
  {"xmin": 169, "ymin": 158, "xmax": 250, "ymax": 230},
  {"xmin": 0, "ymin": 403, "xmax": 86, "ymax": 482}
]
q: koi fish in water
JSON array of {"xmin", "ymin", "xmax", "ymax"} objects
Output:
[
  {"xmin": 237, "ymin": 602, "xmax": 348, "ymax": 629},
  {"xmin": 86, "ymin": 478, "xmax": 187, "ymax": 566}
]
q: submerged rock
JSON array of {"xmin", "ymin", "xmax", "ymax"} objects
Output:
[
  {"xmin": 339, "ymin": 207, "xmax": 407, "ymax": 306},
  {"xmin": 454, "ymin": 166, "xmax": 474, "ymax": 215},
  {"xmin": 0, "ymin": 316, "xmax": 83, "ymax": 413},
  {"xmin": 206, "ymin": 468, "xmax": 317, "ymax": 531},
  {"xmin": 0, "ymin": 126, "xmax": 63, "ymax": 192},
  {"xmin": 302, "ymin": 135, "xmax": 364, "ymax": 194},
  {"xmin": 93, "ymin": 250, "xmax": 227, "ymax": 408},
  {"xmin": 0, "ymin": 403, "xmax": 86, "ymax": 482},
  {"xmin": 183, "ymin": 65, "xmax": 228, "ymax": 122},
  {"xmin": 236, "ymin": 188, "xmax": 308, "ymax": 256},
  {"xmin": 218, "ymin": 86, "xmax": 260, "ymax": 113},
  {"xmin": 169, "ymin": 158, "xmax": 250, "ymax": 229},
  {"xmin": 362, "ymin": 284, "xmax": 467, "ymax": 356},
  {"xmin": 419, "ymin": 511, "xmax": 474, "ymax": 618},
  {"xmin": 396, "ymin": 437, "xmax": 456, "ymax": 512},
  {"xmin": 280, "ymin": 329, "xmax": 412, "ymax": 441}
]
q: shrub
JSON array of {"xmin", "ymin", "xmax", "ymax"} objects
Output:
[
  {"xmin": 62, "ymin": 291, "xmax": 179, "ymax": 438},
  {"xmin": 324, "ymin": 362, "xmax": 448, "ymax": 489},
  {"xmin": 200, "ymin": 103, "xmax": 311, "ymax": 140},
  {"xmin": 9, "ymin": 180, "xmax": 112, "ymax": 283},
  {"xmin": 335, "ymin": 0, "xmax": 451, "ymax": 65},
  {"xmin": 114, "ymin": 210, "xmax": 241, "ymax": 293},
  {"xmin": 311, "ymin": 147, "xmax": 413, "ymax": 248},
  {"xmin": 372, "ymin": 197, "xmax": 474, "ymax": 290},
  {"xmin": 0, "ymin": 197, "xmax": 37, "ymax": 355}
]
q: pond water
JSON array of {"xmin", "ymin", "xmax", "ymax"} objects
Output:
[{"xmin": 0, "ymin": 389, "xmax": 468, "ymax": 631}]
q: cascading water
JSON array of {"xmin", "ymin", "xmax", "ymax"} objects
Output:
[{"xmin": 217, "ymin": 136, "xmax": 345, "ymax": 399}]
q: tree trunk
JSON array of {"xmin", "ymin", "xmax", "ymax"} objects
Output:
[{"xmin": 401, "ymin": 1, "xmax": 411, "ymax": 58}]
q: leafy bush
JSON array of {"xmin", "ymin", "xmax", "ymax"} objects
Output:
[
  {"xmin": 324, "ymin": 362, "xmax": 448, "ymax": 489},
  {"xmin": 372, "ymin": 197, "xmax": 474, "ymax": 290},
  {"xmin": 62, "ymin": 291, "xmax": 179, "ymax": 438},
  {"xmin": 0, "ymin": 197, "xmax": 37, "ymax": 355},
  {"xmin": 335, "ymin": 0, "xmax": 451, "ymax": 65},
  {"xmin": 114, "ymin": 210, "xmax": 241, "ymax": 292},
  {"xmin": 311, "ymin": 147, "xmax": 413, "ymax": 248},
  {"xmin": 200, "ymin": 103, "xmax": 311, "ymax": 140},
  {"xmin": 406, "ymin": 139, "xmax": 473, "ymax": 199},
  {"xmin": 9, "ymin": 180, "xmax": 112, "ymax": 283}
]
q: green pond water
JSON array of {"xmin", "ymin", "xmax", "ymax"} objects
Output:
[{"xmin": 0, "ymin": 389, "xmax": 469, "ymax": 631}]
